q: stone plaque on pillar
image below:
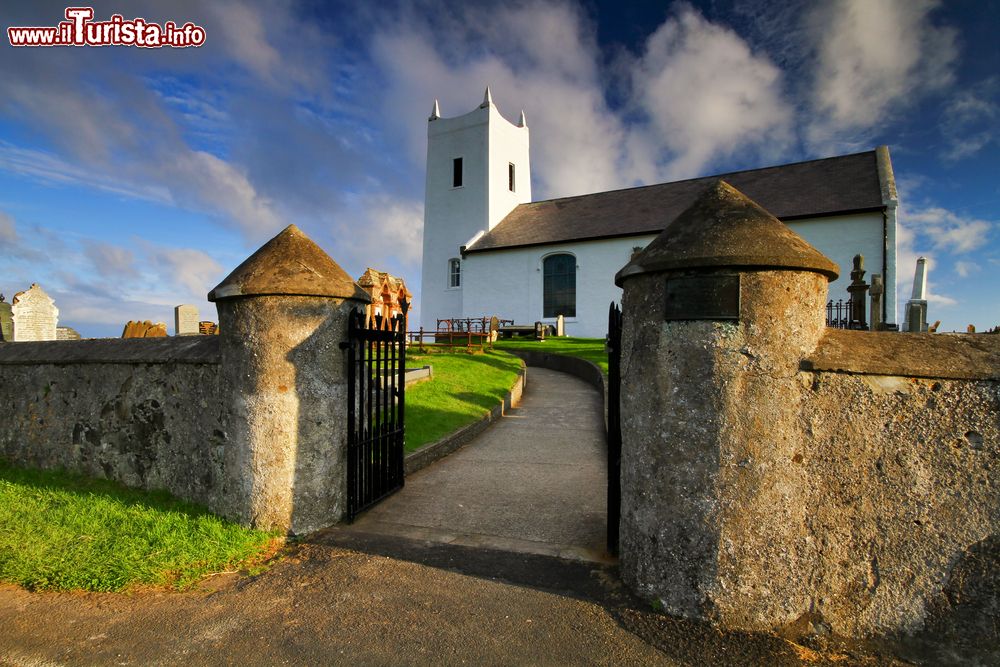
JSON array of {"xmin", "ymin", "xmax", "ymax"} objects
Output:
[
  {"xmin": 664, "ymin": 274, "xmax": 740, "ymax": 321},
  {"xmin": 174, "ymin": 304, "xmax": 200, "ymax": 336}
]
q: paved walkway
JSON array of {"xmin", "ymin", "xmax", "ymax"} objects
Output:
[{"xmin": 340, "ymin": 367, "xmax": 611, "ymax": 562}]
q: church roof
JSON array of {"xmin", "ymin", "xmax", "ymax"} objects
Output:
[
  {"xmin": 465, "ymin": 150, "xmax": 885, "ymax": 254},
  {"xmin": 615, "ymin": 180, "xmax": 840, "ymax": 286}
]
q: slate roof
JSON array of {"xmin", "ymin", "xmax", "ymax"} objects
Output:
[{"xmin": 466, "ymin": 150, "xmax": 885, "ymax": 254}]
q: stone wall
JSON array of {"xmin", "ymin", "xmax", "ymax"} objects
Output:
[
  {"xmin": 0, "ymin": 224, "xmax": 371, "ymax": 535},
  {"xmin": 0, "ymin": 337, "xmax": 226, "ymax": 507},
  {"xmin": 618, "ymin": 275, "xmax": 1000, "ymax": 640}
]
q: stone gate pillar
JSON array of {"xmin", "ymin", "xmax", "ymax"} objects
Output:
[
  {"xmin": 613, "ymin": 180, "xmax": 838, "ymax": 631},
  {"xmin": 208, "ymin": 224, "xmax": 370, "ymax": 534}
]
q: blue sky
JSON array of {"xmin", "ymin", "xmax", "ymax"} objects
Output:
[{"xmin": 0, "ymin": 0, "xmax": 997, "ymax": 337}]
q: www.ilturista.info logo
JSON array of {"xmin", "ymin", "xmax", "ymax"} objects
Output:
[{"xmin": 8, "ymin": 7, "xmax": 206, "ymax": 48}]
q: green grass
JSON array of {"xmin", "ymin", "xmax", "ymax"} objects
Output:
[
  {"xmin": 493, "ymin": 336, "xmax": 609, "ymax": 374},
  {"xmin": 0, "ymin": 460, "xmax": 282, "ymax": 592},
  {"xmin": 405, "ymin": 349, "xmax": 523, "ymax": 452}
]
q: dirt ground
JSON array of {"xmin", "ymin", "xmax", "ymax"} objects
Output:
[{"xmin": 0, "ymin": 532, "xmax": 916, "ymax": 667}]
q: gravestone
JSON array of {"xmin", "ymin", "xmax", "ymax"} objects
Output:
[
  {"xmin": 174, "ymin": 304, "xmax": 200, "ymax": 336},
  {"xmin": 199, "ymin": 321, "xmax": 219, "ymax": 335},
  {"xmin": 11, "ymin": 283, "xmax": 58, "ymax": 341},
  {"xmin": 556, "ymin": 314, "xmax": 565, "ymax": 336},
  {"xmin": 0, "ymin": 294, "xmax": 11, "ymax": 342},
  {"xmin": 122, "ymin": 320, "xmax": 168, "ymax": 338},
  {"xmin": 56, "ymin": 326, "xmax": 81, "ymax": 340}
]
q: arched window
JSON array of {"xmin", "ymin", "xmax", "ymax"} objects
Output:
[
  {"xmin": 543, "ymin": 254, "xmax": 575, "ymax": 317},
  {"xmin": 448, "ymin": 258, "xmax": 461, "ymax": 288}
]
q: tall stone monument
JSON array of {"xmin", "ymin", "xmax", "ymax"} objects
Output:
[
  {"xmin": 174, "ymin": 304, "xmax": 200, "ymax": 336},
  {"xmin": 903, "ymin": 256, "xmax": 928, "ymax": 333},
  {"xmin": 11, "ymin": 283, "xmax": 58, "ymax": 342},
  {"xmin": 0, "ymin": 294, "xmax": 11, "ymax": 342}
]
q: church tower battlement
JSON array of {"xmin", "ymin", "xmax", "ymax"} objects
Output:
[{"xmin": 420, "ymin": 87, "xmax": 531, "ymax": 329}]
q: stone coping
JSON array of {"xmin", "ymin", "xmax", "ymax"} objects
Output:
[
  {"xmin": 0, "ymin": 336, "xmax": 221, "ymax": 365},
  {"xmin": 404, "ymin": 364, "xmax": 526, "ymax": 475},
  {"xmin": 803, "ymin": 329, "xmax": 1000, "ymax": 380}
]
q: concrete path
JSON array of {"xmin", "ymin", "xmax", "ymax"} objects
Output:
[{"xmin": 340, "ymin": 367, "xmax": 611, "ymax": 563}]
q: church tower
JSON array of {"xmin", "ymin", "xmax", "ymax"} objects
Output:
[{"xmin": 420, "ymin": 88, "xmax": 531, "ymax": 329}]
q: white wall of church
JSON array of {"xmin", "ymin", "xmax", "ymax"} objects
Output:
[
  {"xmin": 461, "ymin": 212, "xmax": 895, "ymax": 339},
  {"xmin": 787, "ymin": 212, "xmax": 895, "ymax": 324},
  {"xmin": 463, "ymin": 237, "xmax": 653, "ymax": 338}
]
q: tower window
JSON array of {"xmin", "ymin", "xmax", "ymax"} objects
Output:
[
  {"xmin": 508, "ymin": 163, "xmax": 515, "ymax": 192},
  {"xmin": 448, "ymin": 258, "xmax": 461, "ymax": 288},
  {"xmin": 453, "ymin": 158, "xmax": 463, "ymax": 188},
  {"xmin": 543, "ymin": 254, "xmax": 576, "ymax": 317}
]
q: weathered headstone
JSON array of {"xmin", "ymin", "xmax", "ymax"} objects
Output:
[
  {"xmin": 869, "ymin": 274, "xmax": 884, "ymax": 331},
  {"xmin": 122, "ymin": 320, "xmax": 168, "ymax": 338},
  {"xmin": 56, "ymin": 326, "xmax": 81, "ymax": 340},
  {"xmin": 0, "ymin": 294, "xmax": 12, "ymax": 342},
  {"xmin": 556, "ymin": 314, "xmax": 565, "ymax": 336},
  {"xmin": 199, "ymin": 321, "xmax": 219, "ymax": 335},
  {"xmin": 846, "ymin": 254, "xmax": 869, "ymax": 329},
  {"xmin": 11, "ymin": 283, "xmax": 58, "ymax": 341},
  {"xmin": 174, "ymin": 304, "xmax": 200, "ymax": 336}
]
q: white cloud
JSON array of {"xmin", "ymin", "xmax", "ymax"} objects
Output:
[
  {"xmin": 954, "ymin": 260, "xmax": 979, "ymax": 278},
  {"xmin": 631, "ymin": 6, "xmax": 793, "ymax": 179},
  {"xmin": 84, "ymin": 242, "xmax": 139, "ymax": 279},
  {"xmin": 144, "ymin": 246, "xmax": 226, "ymax": 302},
  {"xmin": 806, "ymin": 0, "xmax": 957, "ymax": 146},
  {"xmin": 0, "ymin": 211, "xmax": 16, "ymax": 243},
  {"xmin": 941, "ymin": 79, "xmax": 999, "ymax": 161},
  {"xmin": 904, "ymin": 205, "xmax": 992, "ymax": 254}
]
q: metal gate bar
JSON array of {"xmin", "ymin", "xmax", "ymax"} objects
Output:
[
  {"xmin": 344, "ymin": 301, "xmax": 408, "ymax": 521},
  {"xmin": 607, "ymin": 301, "xmax": 622, "ymax": 555}
]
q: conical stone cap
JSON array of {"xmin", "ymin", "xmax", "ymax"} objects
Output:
[
  {"xmin": 208, "ymin": 225, "xmax": 370, "ymax": 302},
  {"xmin": 615, "ymin": 180, "xmax": 839, "ymax": 286}
]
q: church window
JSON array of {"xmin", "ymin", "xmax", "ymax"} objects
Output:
[
  {"xmin": 448, "ymin": 258, "xmax": 461, "ymax": 288},
  {"xmin": 508, "ymin": 163, "xmax": 515, "ymax": 192},
  {"xmin": 543, "ymin": 254, "xmax": 575, "ymax": 317},
  {"xmin": 453, "ymin": 158, "xmax": 463, "ymax": 187}
]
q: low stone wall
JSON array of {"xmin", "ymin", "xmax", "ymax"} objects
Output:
[
  {"xmin": 0, "ymin": 337, "xmax": 226, "ymax": 507},
  {"xmin": 404, "ymin": 365, "xmax": 526, "ymax": 475},
  {"xmin": 795, "ymin": 331, "xmax": 999, "ymax": 639},
  {"xmin": 501, "ymin": 349, "xmax": 608, "ymax": 429}
]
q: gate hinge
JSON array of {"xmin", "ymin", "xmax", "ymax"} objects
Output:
[{"xmin": 338, "ymin": 341, "xmax": 350, "ymax": 350}]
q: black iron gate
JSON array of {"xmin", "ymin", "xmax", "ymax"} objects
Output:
[
  {"xmin": 343, "ymin": 300, "xmax": 408, "ymax": 521},
  {"xmin": 606, "ymin": 301, "xmax": 622, "ymax": 555}
]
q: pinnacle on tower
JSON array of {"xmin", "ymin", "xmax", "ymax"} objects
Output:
[
  {"xmin": 518, "ymin": 110, "xmax": 526, "ymax": 127},
  {"xmin": 429, "ymin": 99, "xmax": 441, "ymax": 121},
  {"xmin": 480, "ymin": 86, "xmax": 493, "ymax": 109}
]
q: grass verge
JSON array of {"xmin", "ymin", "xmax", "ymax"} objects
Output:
[
  {"xmin": 493, "ymin": 337, "xmax": 609, "ymax": 374},
  {"xmin": 0, "ymin": 460, "xmax": 282, "ymax": 592},
  {"xmin": 405, "ymin": 348, "xmax": 523, "ymax": 452}
]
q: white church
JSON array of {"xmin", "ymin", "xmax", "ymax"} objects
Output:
[{"xmin": 420, "ymin": 89, "xmax": 899, "ymax": 338}]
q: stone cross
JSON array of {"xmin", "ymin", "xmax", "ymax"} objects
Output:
[
  {"xmin": 0, "ymin": 294, "xmax": 12, "ymax": 342},
  {"xmin": 869, "ymin": 274, "xmax": 884, "ymax": 331},
  {"xmin": 174, "ymin": 304, "xmax": 200, "ymax": 336},
  {"xmin": 11, "ymin": 283, "xmax": 59, "ymax": 341}
]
